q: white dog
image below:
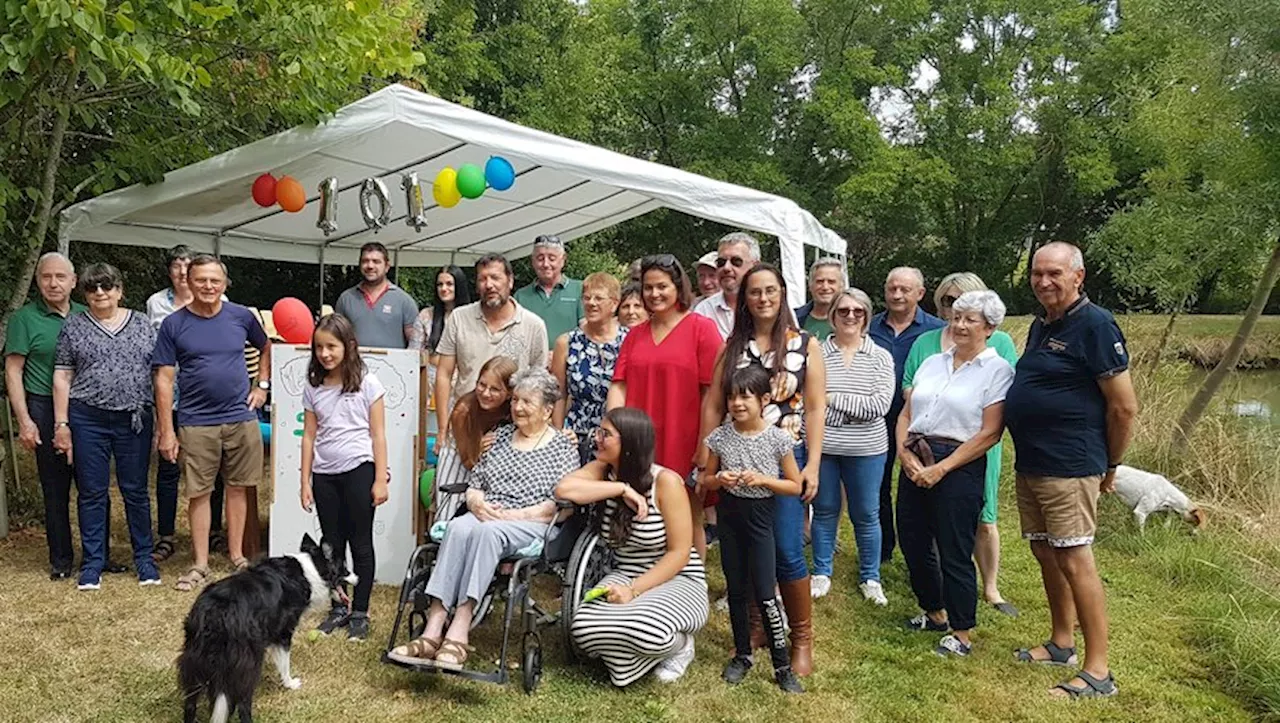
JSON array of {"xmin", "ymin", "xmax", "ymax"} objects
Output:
[{"xmin": 1112, "ymin": 465, "xmax": 1206, "ymax": 531}]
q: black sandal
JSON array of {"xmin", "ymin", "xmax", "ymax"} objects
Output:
[
  {"xmin": 1015, "ymin": 640, "xmax": 1078, "ymax": 666},
  {"xmin": 152, "ymin": 538, "xmax": 176, "ymax": 563},
  {"xmin": 1053, "ymin": 670, "xmax": 1118, "ymax": 698}
]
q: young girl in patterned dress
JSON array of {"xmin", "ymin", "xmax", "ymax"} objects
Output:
[{"xmin": 701, "ymin": 364, "xmax": 805, "ymax": 693}]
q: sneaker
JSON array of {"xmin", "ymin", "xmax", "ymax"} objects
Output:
[
  {"xmin": 77, "ymin": 570, "xmax": 102, "ymax": 591},
  {"xmin": 346, "ymin": 614, "xmax": 369, "ymax": 642},
  {"xmin": 137, "ymin": 561, "xmax": 162, "ymax": 586},
  {"xmin": 859, "ymin": 580, "xmax": 888, "ymax": 606},
  {"xmin": 904, "ymin": 613, "xmax": 949, "ymax": 632},
  {"xmin": 810, "ymin": 575, "xmax": 832, "ymax": 599},
  {"xmin": 774, "ymin": 667, "xmax": 804, "ymax": 693},
  {"xmin": 316, "ymin": 606, "xmax": 350, "ymax": 635},
  {"xmin": 704, "ymin": 524, "xmax": 719, "ymax": 547},
  {"xmin": 935, "ymin": 634, "xmax": 972, "ymax": 657},
  {"xmin": 654, "ymin": 634, "xmax": 695, "ymax": 683},
  {"xmin": 721, "ymin": 655, "xmax": 753, "ymax": 685}
]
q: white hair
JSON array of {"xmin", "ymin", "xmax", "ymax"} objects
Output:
[
  {"xmin": 809, "ymin": 257, "xmax": 844, "ymax": 280},
  {"xmin": 36, "ymin": 252, "xmax": 74, "ymax": 275},
  {"xmin": 952, "ymin": 290, "xmax": 1006, "ymax": 328},
  {"xmin": 511, "ymin": 366, "xmax": 562, "ymax": 406},
  {"xmin": 718, "ymin": 232, "xmax": 761, "ymax": 262},
  {"xmin": 1036, "ymin": 242, "xmax": 1085, "ymax": 271},
  {"xmin": 886, "ymin": 266, "xmax": 925, "ymax": 288}
]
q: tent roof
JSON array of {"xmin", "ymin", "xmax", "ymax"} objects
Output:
[{"xmin": 59, "ymin": 83, "xmax": 845, "ymax": 304}]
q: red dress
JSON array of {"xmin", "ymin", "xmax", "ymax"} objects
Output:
[{"xmin": 613, "ymin": 313, "xmax": 722, "ymax": 478}]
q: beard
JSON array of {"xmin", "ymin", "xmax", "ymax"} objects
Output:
[{"xmin": 482, "ymin": 292, "xmax": 508, "ymax": 309}]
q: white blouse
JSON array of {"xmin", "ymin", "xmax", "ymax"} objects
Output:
[{"xmin": 906, "ymin": 346, "xmax": 1014, "ymax": 443}]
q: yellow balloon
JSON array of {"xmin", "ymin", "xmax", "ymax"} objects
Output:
[{"xmin": 433, "ymin": 167, "xmax": 462, "ymax": 209}]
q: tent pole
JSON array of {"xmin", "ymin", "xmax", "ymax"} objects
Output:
[
  {"xmin": 394, "ymin": 247, "xmax": 401, "ymax": 283},
  {"xmin": 318, "ymin": 245, "xmax": 326, "ymax": 311},
  {"xmin": 214, "ymin": 231, "xmax": 223, "ymax": 259}
]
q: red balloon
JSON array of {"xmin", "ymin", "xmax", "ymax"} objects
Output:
[
  {"xmin": 251, "ymin": 173, "xmax": 277, "ymax": 207},
  {"xmin": 271, "ymin": 297, "xmax": 314, "ymax": 344}
]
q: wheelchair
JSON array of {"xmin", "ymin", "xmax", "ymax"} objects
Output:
[{"xmin": 381, "ymin": 483, "xmax": 615, "ymax": 693}]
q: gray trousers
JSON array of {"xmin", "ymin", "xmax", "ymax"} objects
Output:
[{"xmin": 424, "ymin": 515, "xmax": 551, "ymax": 610}]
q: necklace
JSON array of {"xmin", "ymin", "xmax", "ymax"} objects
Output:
[{"xmin": 516, "ymin": 425, "xmax": 552, "ymax": 448}]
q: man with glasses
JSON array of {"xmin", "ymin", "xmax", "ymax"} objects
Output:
[
  {"xmin": 794, "ymin": 258, "xmax": 846, "ymax": 341},
  {"xmin": 869, "ymin": 267, "xmax": 944, "ymax": 562},
  {"xmin": 514, "ymin": 235, "xmax": 582, "ymax": 349},
  {"xmin": 693, "ymin": 232, "xmax": 762, "ymax": 341}
]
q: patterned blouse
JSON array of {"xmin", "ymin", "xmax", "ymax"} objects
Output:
[
  {"xmin": 564, "ymin": 325, "xmax": 628, "ymax": 434},
  {"xmin": 469, "ymin": 424, "xmax": 579, "ymax": 510},
  {"xmin": 54, "ymin": 310, "xmax": 156, "ymax": 429},
  {"xmin": 734, "ymin": 328, "xmax": 811, "ymax": 445}
]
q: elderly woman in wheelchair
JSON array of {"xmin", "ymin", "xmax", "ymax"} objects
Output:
[{"xmin": 391, "ymin": 367, "xmax": 579, "ymax": 670}]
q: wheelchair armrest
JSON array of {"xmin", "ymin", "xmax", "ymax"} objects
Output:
[
  {"xmin": 554, "ymin": 497, "xmax": 577, "ymax": 510},
  {"xmin": 439, "ymin": 483, "xmax": 469, "ymax": 495}
]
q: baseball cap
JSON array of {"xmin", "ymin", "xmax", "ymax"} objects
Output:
[{"xmin": 696, "ymin": 251, "xmax": 718, "ymax": 269}]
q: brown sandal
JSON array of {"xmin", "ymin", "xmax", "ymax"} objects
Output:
[
  {"xmin": 432, "ymin": 639, "xmax": 470, "ymax": 670},
  {"xmin": 174, "ymin": 567, "xmax": 209, "ymax": 592},
  {"xmin": 231, "ymin": 557, "xmax": 250, "ymax": 573},
  {"xmin": 388, "ymin": 636, "xmax": 442, "ymax": 664}
]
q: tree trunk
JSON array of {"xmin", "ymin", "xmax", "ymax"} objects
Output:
[
  {"xmin": 1149, "ymin": 302, "xmax": 1182, "ymax": 374},
  {"xmin": 1175, "ymin": 235, "xmax": 1280, "ymax": 448},
  {"xmin": 0, "ymin": 72, "xmax": 75, "ymax": 345}
]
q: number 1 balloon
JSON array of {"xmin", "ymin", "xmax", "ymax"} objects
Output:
[
  {"xmin": 402, "ymin": 172, "xmax": 428, "ymax": 233},
  {"xmin": 358, "ymin": 177, "xmax": 392, "ymax": 230},
  {"xmin": 316, "ymin": 176, "xmax": 339, "ymax": 236}
]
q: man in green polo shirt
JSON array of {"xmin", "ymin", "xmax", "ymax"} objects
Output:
[
  {"xmin": 4, "ymin": 252, "xmax": 86, "ymax": 580},
  {"xmin": 513, "ymin": 235, "xmax": 582, "ymax": 349}
]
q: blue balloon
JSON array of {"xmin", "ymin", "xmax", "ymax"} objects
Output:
[{"xmin": 485, "ymin": 156, "xmax": 516, "ymax": 191}]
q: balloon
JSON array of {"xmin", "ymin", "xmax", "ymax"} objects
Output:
[
  {"xmin": 419, "ymin": 467, "xmax": 436, "ymax": 509},
  {"xmin": 484, "ymin": 156, "xmax": 515, "ymax": 191},
  {"xmin": 316, "ymin": 176, "xmax": 338, "ymax": 236},
  {"xmin": 251, "ymin": 173, "xmax": 277, "ymax": 207},
  {"xmin": 456, "ymin": 163, "xmax": 486, "ymax": 199},
  {"xmin": 358, "ymin": 177, "xmax": 392, "ymax": 229},
  {"xmin": 401, "ymin": 172, "xmax": 428, "ymax": 232},
  {"xmin": 433, "ymin": 167, "xmax": 461, "ymax": 208},
  {"xmin": 276, "ymin": 176, "xmax": 306, "ymax": 213},
  {"xmin": 271, "ymin": 297, "xmax": 314, "ymax": 344}
]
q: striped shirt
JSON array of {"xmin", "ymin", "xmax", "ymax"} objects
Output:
[{"xmin": 821, "ymin": 336, "xmax": 895, "ymax": 456}]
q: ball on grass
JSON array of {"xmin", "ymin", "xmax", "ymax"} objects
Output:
[{"xmin": 307, "ymin": 629, "xmax": 321, "ymax": 643}]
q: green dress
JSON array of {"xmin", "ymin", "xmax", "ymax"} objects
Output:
[{"xmin": 901, "ymin": 328, "xmax": 1018, "ymax": 524}]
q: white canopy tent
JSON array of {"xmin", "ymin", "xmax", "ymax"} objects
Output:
[{"xmin": 59, "ymin": 83, "xmax": 845, "ymax": 307}]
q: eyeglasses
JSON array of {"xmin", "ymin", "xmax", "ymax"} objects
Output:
[
  {"xmin": 592, "ymin": 426, "xmax": 615, "ymax": 440},
  {"xmin": 715, "ymin": 256, "xmax": 746, "ymax": 269},
  {"xmin": 643, "ymin": 254, "xmax": 677, "ymax": 268},
  {"xmin": 940, "ymin": 294, "xmax": 960, "ymax": 307},
  {"xmin": 835, "ymin": 307, "xmax": 866, "ymax": 318},
  {"xmin": 83, "ymin": 282, "xmax": 117, "ymax": 293}
]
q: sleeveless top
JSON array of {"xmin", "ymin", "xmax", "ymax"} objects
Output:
[
  {"xmin": 734, "ymin": 328, "xmax": 810, "ymax": 445},
  {"xmin": 602, "ymin": 465, "xmax": 706, "ymax": 582},
  {"xmin": 565, "ymin": 325, "xmax": 628, "ymax": 434}
]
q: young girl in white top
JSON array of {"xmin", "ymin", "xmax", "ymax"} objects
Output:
[
  {"xmin": 300, "ymin": 313, "xmax": 388, "ymax": 641},
  {"xmin": 701, "ymin": 364, "xmax": 805, "ymax": 693}
]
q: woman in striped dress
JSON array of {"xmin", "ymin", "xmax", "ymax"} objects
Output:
[
  {"xmin": 811, "ymin": 288, "xmax": 896, "ymax": 604},
  {"xmin": 557, "ymin": 407, "xmax": 708, "ymax": 687}
]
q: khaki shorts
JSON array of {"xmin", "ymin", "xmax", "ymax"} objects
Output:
[
  {"xmin": 1015, "ymin": 472, "xmax": 1102, "ymax": 548},
  {"xmin": 180, "ymin": 421, "xmax": 263, "ymax": 499}
]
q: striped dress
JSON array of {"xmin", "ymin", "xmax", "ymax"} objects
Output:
[{"xmin": 569, "ymin": 466, "xmax": 709, "ymax": 686}]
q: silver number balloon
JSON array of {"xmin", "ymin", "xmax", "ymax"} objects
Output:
[
  {"xmin": 316, "ymin": 176, "xmax": 339, "ymax": 236},
  {"xmin": 402, "ymin": 172, "xmax": 428, "ymax": 233},
  {"xmin": 359, "ymin": 177, "xmax": 392, "ymax": 230}
]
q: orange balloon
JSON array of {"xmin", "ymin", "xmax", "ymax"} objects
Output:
[{"xmin": 276, "ymin": 176, "xmax": 306, "ymax": 213}]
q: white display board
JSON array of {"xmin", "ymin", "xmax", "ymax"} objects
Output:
[{"xmin": 269, "ymin": 345, "xmax": 418, "ymax": 583}]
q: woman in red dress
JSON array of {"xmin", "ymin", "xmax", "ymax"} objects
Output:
[{"xmin": 608, "ymin": 254, "xmax": 722, "ymax": 561}]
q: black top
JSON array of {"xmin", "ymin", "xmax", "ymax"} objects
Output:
[{"xmin": 1004, "ymin": 295, "xmax": 1128, "ymax": 477}]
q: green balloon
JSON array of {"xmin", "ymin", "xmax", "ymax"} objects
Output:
[
  {"xmin": 456, "ymin": 164, "xmax": 486, "ymax": 199},
  {"xmin": 419, "ymin": 467, "xmax": 436, "ymax": 509}
]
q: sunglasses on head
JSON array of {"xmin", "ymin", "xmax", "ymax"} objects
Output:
[
  {"xmin": 84, "ymin": 282, "xmax": 116, "ymax": 293},
  {"xmin": 715, "ymin": 256, "xmax": 746, "ymax": 268}
]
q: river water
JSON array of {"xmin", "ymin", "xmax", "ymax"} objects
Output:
[{"xmin": 1189, "ymin": 369, "xmax": 1280, "ymax": 427}]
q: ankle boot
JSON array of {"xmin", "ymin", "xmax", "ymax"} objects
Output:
[{"xmin": 779, "ymin": 578, "xmax": 814, "ymax": 676}]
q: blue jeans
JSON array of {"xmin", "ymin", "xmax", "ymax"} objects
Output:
[
  {"xmin": 813, "ymin": 452, "xmax": 886, "ymax": 581},
  {"xmin": 772, "ymin": 444, "xmax": 809, "ymax": 583},
  {"xmin": 69, "ymin": 401, "xmax": 154, "ymax": 574}
]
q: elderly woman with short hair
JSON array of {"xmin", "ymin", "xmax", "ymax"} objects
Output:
[
  {"xmin": 390, "ymin": 366, "xmax": 579, "ymax": 670},
  {"xmin": 902, "ymin": 272, "xmax": 1020, "ymax": 617},
  {"xmin": 52, "ymin": 263, "xmax": 160, "ymax": 590},
  {"xmin": 896, "ymin": 290, "xmax": 1014, "ymax": 658}
]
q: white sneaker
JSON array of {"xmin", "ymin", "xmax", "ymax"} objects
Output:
[
  {"xmin": 810, "ymin": 575, "xmax": 832, "ymax": 599},
  {"xmin": 654, "ymin": 634, "xmax": 696, "ymax": 683},
  {"xmin": 859, "ymin": 580, "xmax": 888, "ymax": 606}
]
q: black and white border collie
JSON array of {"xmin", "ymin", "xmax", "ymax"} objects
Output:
[{"xmin": 179, "ymin": 534, "xmax": 352, "ymax": 723}]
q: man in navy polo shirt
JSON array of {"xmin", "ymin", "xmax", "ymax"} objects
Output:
[
  {"xmin": 1004, "ymin": 242, "xmax": 1138, "ymax": 698},
  {"xmin": 869, "ymin": 266, "xmax": 944, "ymax": 561}
]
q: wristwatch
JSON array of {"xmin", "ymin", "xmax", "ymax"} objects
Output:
[{"xmin": 256, "ymin": 379, "xmax": 271, "ymax": 391}]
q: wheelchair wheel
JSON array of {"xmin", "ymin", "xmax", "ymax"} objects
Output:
[
  {"xmin": 561, "ymin": 532, "xmax": 613, "ymax": 662},
  {"xmin": 521, "ymin": 632, "xmax": 542, "ymax": 694},
  {"xmin": 470, "ymin": 590, "xmax": 494, "ymax": 629},
  {"xmin": 407, "ymin": 610, "xmax": 426, "ymax": 640}
]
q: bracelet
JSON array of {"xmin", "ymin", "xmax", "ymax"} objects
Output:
[
  {"xmin": 54, "ymin": 421, "xmax": 69, "ymax": 429},
  {"xmin": 1107, "ymin": 463, "xmax": 1120, "ymax": 470}
]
